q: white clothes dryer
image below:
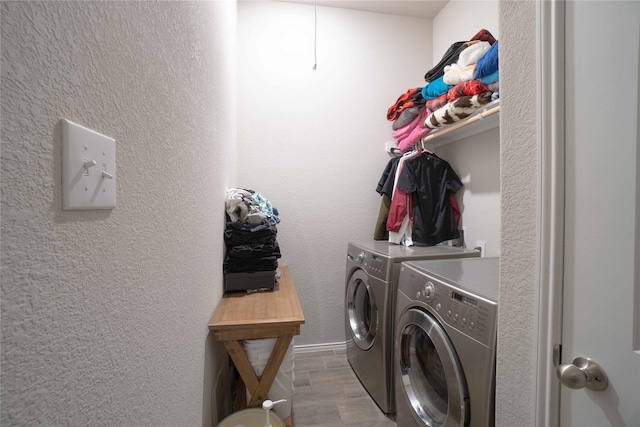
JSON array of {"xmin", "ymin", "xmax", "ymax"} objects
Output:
[
  {"xmin": 394, "ymin": 257, "xmax": 499, "ymax": 427},
  {"xmin": 344, "ymin": 241, "xmax": 480, "ymax": 416}
]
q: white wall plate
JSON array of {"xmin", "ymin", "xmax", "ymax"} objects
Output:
[{"xmin": 62, "ymin": 119, "xmax": 116, "ymax": 210}]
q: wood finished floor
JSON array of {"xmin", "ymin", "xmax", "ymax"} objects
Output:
[{"xmin": 291, "ymin": 349, "xmax": 396, "ymax": 427}]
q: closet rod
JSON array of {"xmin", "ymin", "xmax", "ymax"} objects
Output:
[{"xmin": 420, "ymin": 103, "xmax": 500, "ymax": 145}]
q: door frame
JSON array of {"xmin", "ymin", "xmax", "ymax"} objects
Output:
[{"xmin": 535, "ymin": 0, "xmax": 565, "ymax": 426}]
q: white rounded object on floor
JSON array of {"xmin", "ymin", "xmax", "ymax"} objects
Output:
[{"xmin": 217, "ymin": 408, "xmax": 284, "ymax": 427}]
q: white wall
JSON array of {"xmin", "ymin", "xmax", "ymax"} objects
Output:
[
  {"xmin": 436, "ymin": 128, "xmax": 501, "ymax": 256},
  {"xmin": 498, "ymin": 0, "xmax": 538, "ymax": 425},
  {"xmin": 433, "ymin": 0, "xmax": 500, "ymax": 62},
  {"xmin": 432, "ymin": 0, "xmax": 500, "ymax": 257},
  {"xmin": 0, "ymin": 1, "xmax": 236, "ymax": 425},
  {"xmin": 237, "ymin": 1, "xmax": 433, "ymax": 345}
]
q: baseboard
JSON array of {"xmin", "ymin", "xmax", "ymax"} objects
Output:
[{"xmin": 293, "ymin": 341, "xmax": 347, "ymax": 354}]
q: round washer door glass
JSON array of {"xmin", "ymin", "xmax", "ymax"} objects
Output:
[
  {"xmin": 398, "ymin": 308, "xmax": 468, "ymax": 427},
  {"xmin": 346, "ymin": 270, "xmax": 378, "ymax": 350}
]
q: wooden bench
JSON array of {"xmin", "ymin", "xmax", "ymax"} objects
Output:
[{"xmin": 209, "ymin": 266, "xmax": 304, "ymax": 427}]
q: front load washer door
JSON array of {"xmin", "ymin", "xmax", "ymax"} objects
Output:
[
  {"xmin": 397, "ymin": 308, "xmax": 469, "ymax": 427},
  {"xmin": 346, "ymin": 269, "xmax": 378, "ymax": 351}
]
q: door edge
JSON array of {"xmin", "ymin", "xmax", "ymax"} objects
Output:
[{"xmin": 535, "ymin": 1, "xmax": 565, "ymax": 426}]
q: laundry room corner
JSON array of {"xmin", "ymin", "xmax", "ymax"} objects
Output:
[{"xmin": 236, "ymin": 1, "xmax": 434, "ymax": 346}]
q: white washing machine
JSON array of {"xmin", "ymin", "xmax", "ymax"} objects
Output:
[
  {"xmin": 394, "ymin": 257, "xmax": 498, "ymax": 427},
  {"xmin": 344, "ymin": 241, "xmax": 480, "ymax": 416}
]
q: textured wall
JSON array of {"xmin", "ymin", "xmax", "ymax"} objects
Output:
[
  {"xmin": 237, "ymin": 1, "xmax": 433, "ymax": 345},
  {"xmin": 497, "ymin": 0, "xmax": 538, "ymax": 425},
  {"xmin": 1, "ymin": 1, "xmax": 236, "ymax": 425}
]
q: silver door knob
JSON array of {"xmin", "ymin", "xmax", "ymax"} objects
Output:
[{"xmin": 556, "ymin": 357, "xmax": 608, "ymax": 391}]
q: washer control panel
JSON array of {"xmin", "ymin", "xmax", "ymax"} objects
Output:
[
  {"xmin": 346, "ymin": 247, "xmax": 389, "ymax": 281},
  {"xmin": 399, "ymin": 264, "xmax": 497, "ymax": 348}
]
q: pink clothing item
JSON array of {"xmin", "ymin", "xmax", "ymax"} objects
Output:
[
  {"xmin": 392, "ymin": 107, "xmax": 431, "ymax": 153},
  {"xmin": 397, "ymin": 126, "xmax": 431, "ymax": 153},
  {"xmin": 391, "ymin": 107, "xmax": 429, "ymax": 140}
]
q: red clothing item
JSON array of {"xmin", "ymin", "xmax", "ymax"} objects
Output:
[
  {"xmin": 470, "ymin": 28, "xmax": 497, "ymax": 45},
  {"xmin": 387, "ymin": 151, "xmax": 422, "ymax": 232},
  {"xmin": 387, "ymin": 87, "xmax": 424, "ymax": 121},
  {"xmin": 387, "ymin": 189, "xmax": 411, "ymax": 233},
  {"xmin": 423, "ymin": 81, "xmax": 490, "ymax": 127},
  {"xmin": 424, "ymin": 93, "xmax": 449, "ymax": 114},
  {"xmin": 447, "ymin": 79, "xmax": 490, "ymax": 102},
  {"xmin": 449, "ymin": 193, "xmax": 461, "ymax": 226}
]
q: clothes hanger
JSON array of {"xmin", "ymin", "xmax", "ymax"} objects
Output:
[{"xmin": 420, "ymin": 137, "xmax": 433, "ymax": 155}]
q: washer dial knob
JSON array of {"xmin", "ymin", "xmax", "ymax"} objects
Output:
[
  {"xmin": 356, "ymin": 252, "xmax": 365, "ymax": 264},
  {"xmin": 422, "ymin": 281, "xmax": 436, "ymax": 302}
]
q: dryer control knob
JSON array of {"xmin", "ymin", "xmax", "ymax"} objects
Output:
[
  {"xmin": 356, "ymin": 252, "xmax": 365, "ymax": 264},
  {"xmin": 422, "ymin": 282, "xmax": 436, "ymax": 302}
]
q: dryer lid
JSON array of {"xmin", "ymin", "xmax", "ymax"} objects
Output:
[
  {"xmin": 349, "ymin": 241, "xmax": 479, "ymax": 263},
  {"xmin": 404, "ymin": 257, "xmax": 499, "ymax": 302}
]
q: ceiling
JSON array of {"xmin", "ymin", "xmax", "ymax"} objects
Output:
[{"xmin": 276, "ymin": 0, "xmax": 449, "ymax": 19}]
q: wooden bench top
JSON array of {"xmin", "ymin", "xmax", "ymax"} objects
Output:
[{"xmin": 209, "ymin": 266, "xmax": 305, "ymax": 340}]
